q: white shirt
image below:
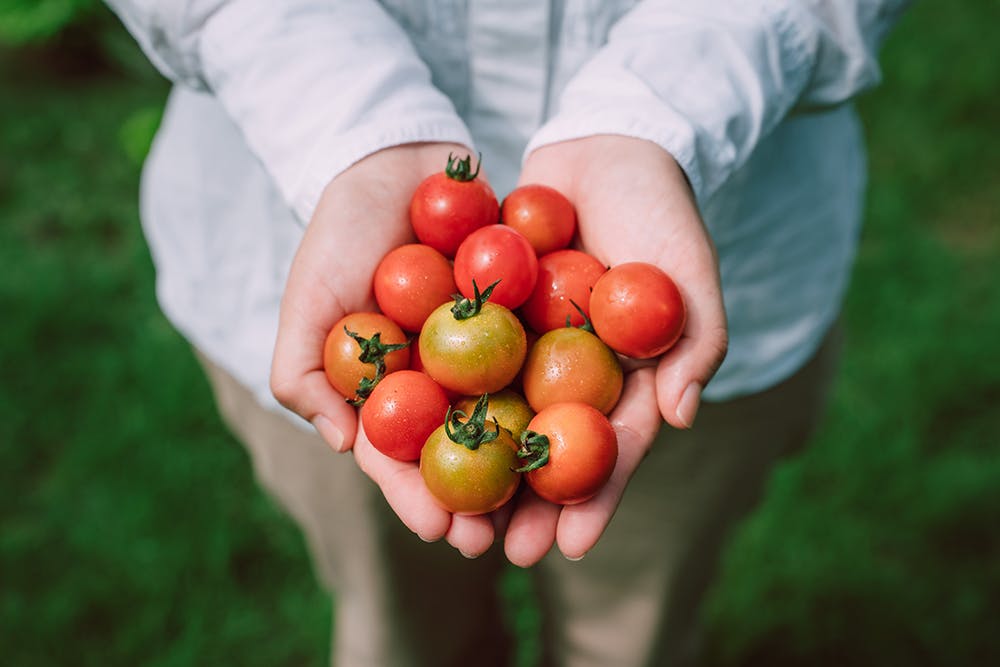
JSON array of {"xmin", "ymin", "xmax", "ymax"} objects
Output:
[{"xmin": 108, "ymin": 0, "xmax": 907, "ymax": 416}]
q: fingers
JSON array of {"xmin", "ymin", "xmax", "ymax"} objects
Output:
[
  {"xmin": 503, "ymin": 487, "xmax": 561, "ymax": 568},
  {"xmin": 271, "ymin": 263, "xmax": 364, "ymax": 458},
  {"xmin": 445, "ymin": 514, "xmax": 496, "ymax": 558},
  {"xmin": 655, "ymin": 327, "xmax": 727, "ymax": 429},
  {"xmin": 504, "ymin": 368, "xmax": 661, "ymax": 566},
  {"xmin": 554, "ymin": 367, "xmax": 661, "ymax": 559},
  {"xmin": 270, "ymin": 190, "xmax": 369, "ymax": 451},
  {"xmin": 354, "ymin": 415, "xmax": 501, "ymax": 556},
  {"xmin": 353, "ymin": 421, "xmax": 452, "ymax": 542},
  {"xmin": 654, "ymin": 258, "xmax": 728, "ymax": 429},
  {"xmin": 270, "ymin": 271, "xmax": 356, "ymax": 451},
  {"xmin": 271, "ymin": 299, "xmax": 357, "ymax": 451}
]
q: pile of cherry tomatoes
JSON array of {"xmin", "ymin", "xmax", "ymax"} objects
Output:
[{"xmin": 323, "ymin": 154, "xmax": 686, "ymax": 515}]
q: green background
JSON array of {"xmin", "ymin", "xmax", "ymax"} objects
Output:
[{"xmin": 2, "ymin": 2, "xmax": 998, "ymax": 665}]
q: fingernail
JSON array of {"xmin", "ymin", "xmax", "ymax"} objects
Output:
[
  {"xmin": 565, "ymin": 552, "xmax": 586, "ymax": 562},
  {"xmin": 459, "ymin": 550, "xmax": 479, "ymax": 560},
  {"xmin": 312, "ymin": 415, "xmax": 345, "ymax": 452},
  {"xmin": 676, "ymin": 382, "xmax": 702, "ymax": 429}
]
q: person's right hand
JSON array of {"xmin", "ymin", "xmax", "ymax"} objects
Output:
[{"xmin": 270, "ymin": 142, "xmax": 504, "ymax": 558}]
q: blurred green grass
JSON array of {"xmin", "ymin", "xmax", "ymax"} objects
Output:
[
  {"xmin": 2, "ymin": 2, "xmax": 998, "ymax": 665},
  {"xmin": 0, "ymin": 21, "xmax": 330, "ymax": 667},
  {"xmin": 701, "ymin": 3, "xmax": 1000, "ymax": 665}
]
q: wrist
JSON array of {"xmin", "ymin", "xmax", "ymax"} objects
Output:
[
  {"xmin": 524, "ymin": 135, "xmax": 693, "ymax": 207},
  {"xmin": 322, "ymin": 142, "xmax": 477, "ymax": 201}
]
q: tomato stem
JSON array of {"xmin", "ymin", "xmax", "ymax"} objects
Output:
[
  {"xmin": 566, "ymin": 299, "xmax": 595, "ymax": 333},
  {"xmin": 444, "ymin": 394, "xmax": 501, "ymax": 450},
  {"xmin": 343, "ymin": 327, "xmax": 410, "ymax": 406},
  {"xmin": 450, "ymin": 278, "xmax": 500, "ymax": 320},
  {"xmin": 514, "ymin": 430, "xmax": 550, "ymax": 472},
  {"xmin": 444, "ymin": 152, "xmax": 482, "ymax": 182}
]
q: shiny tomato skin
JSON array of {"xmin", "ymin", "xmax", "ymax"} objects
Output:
[
  {"xmin": 410, "ymin": 171, "xmax": 499, "ymax": 258},
  {"xmin": 418, "ymin": 302, "xmax": 527, "ymax": 395},
  {"xmin": 524, "ymin": 403, "xmax": 618, "ymax": 505},
  {"xmin": 453, "ymin": 389, "xmax": 535, "ymax": 441},
  {"xmin": 361, "ymin": 370, "xmax": 450, "ymax": 462},
  {"xmin": 453, "ymin": 225, "xmax": 539, "ymax": 310},
  {"xmin": 373, "ymin": 244, "xmax": 457, "ymax": 332},
  {"xmin": 521, "ymin": 327, "xmax": 623, "ymax": 415},
  {"xmin": 589, "ymin": 262, "xmax": 686, "ymax": 359},
  {"xmin": 501, "ymin": 184, "xmax": 577, "ymax": 256},
  {"xmin": 505, "ymin": 327, "xmax": 539, "ymax": 396},
  {"xmin": 323, "ymin": 312, "xmax": 410, "ymax": 402},
  {"xmin": 420, "ymin": 423, "xmax": 521, "ymax": 515},
  {"xmin": 520, "ymin": 249, "xmax": 607, "ymax": 334}
]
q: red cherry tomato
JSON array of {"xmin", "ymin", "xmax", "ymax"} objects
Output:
[
  {"xmin": 454, "ymin": 225, "xmax": 539, "ymax": 310},
  {"xmin": 589, "ymin": 262, "xmax": 686, "ymax": 359},
  {"xmin": 521, "ymin": 327, "xmax": 623, "ymax": 415},
  {"xmin": 418, "ymin": 289, "xmax": 527, "ymax": 396},
  {"xmin": 517, "ymin": 402, "xmax": 618, "ymax": 505},
  {"xmin": 323, "ymin": 312, "xmax": 410, "ymax": 404},
  {"xmin": 501, "ymin": 184, "xmax": 576, "ymax": 256},
  {"xmin": 374, "ymin": 244, "xmax": 456, "ymax": 332},
  {"xmin": 361, "ymin": 370, "xmax": 450, "ymax": 462},
  {"xmin": 410, "ymin": 153, "xmax": 499, "ymax": 257},
  {"xmin": 520, "ymin": 249, "xmax": 606, "ymax": 334}
]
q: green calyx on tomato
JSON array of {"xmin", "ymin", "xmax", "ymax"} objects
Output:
[
  {"xmin": 515, "ymin": 430, "xmax": 550, "ymax": 473},
  {"xmin": 444, "ymin": 152, "xmax": 483, "ymax": 182},
  {"xmin": 343, "ymin": 327, "xmax": 410, "ymax": 406},
  {"xmin": 565, "ymin": 299, "xmax": 595, "ymax": 334},
  {"xmin": 450, "ymin": 278, "xmax": 501, "ymax": 320},
  {"xmin": 444, "ymin": 394, "xmax": 501, "ymax": 451}
]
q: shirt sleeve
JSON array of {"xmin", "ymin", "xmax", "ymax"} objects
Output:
[
  {"xmin": 104, "ymin": 0, "xmax": 473, "ymax": 223},
  {"xmin": 526, "ymin": 0, "xmax": 910, "ymax": 203}
]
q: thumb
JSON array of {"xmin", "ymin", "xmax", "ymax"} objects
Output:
[
  {"xmin": 655, "ymin": 286, "xmax": 728, "ymax": 429},
  {"xmin": 269, "ymin": 221, "xmax": 360, "ymax": 452}
]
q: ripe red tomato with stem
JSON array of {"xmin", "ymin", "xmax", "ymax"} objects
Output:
[
  {"xmin": 501, "ymin": 184, "xmax": 576, "ymax": 256},
  {"xmin": 454, "ymin": 225, "xmax": 538, "ymax": 310},
  {"xmin": 420, "ymin": 394, "xmax": 522, "ymax": 515},
  {"xmin": 361, "ymin": 370, "xmax": 450, "ymax": 462},
  {"xmin": 521, "ymin": 323, "xmax": 623, "ymax": 415},
  {"xmin": 589, "ymin": 262, "xmax": 686, "ymax": 359},
  {"xmin": 520, "ymin": 249, "xmax": 606, "ymax": 334},
  {"xmin": 418, "ymin": 280, "xmax": 527, "ymax": 395},
  {"xmin": 517, "ymin": 402, "xmax": 618, "ymax": 505},
  {"xmin": 323, "ymin": 312, "xmax": 410, "ymax": 405},
  {"xmin": 410, "ymin": 153, "xmax": 499, "ymax": 257}
]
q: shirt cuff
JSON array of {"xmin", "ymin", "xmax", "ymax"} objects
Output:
[
  {"xmin": 524, "ymin": 99, "xmax": 705, "ymax": 204},
  {"xmin": 525, "ymin": 0, "xmax": 822, "ymax": 206},
  {"xmin": 197, "ymin": 0, "xmax": 474, "ymax": 225},
  {"xmin": 292, "ymin": 118, "xmax": 474, "ymax": 224}
]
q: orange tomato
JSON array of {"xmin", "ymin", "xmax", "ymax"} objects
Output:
[{"xmin": 521, "ymin": 327, "xmax": 623, "ymax": 415}]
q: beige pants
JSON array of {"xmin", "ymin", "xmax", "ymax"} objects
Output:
[{"xmin": 199, "ymin": 327, "xmax": 840, "ymax": 667}]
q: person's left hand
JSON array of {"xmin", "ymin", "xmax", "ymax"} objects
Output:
[{"xmin": 502, "ymin": 135, "xmax": 728, "ymax": 565}]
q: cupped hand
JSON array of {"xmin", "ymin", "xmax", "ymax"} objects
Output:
[
  {"xmin": 504, "ymin": 135, "xmax": 729, "ymax": 566},
  {"xmin": 270, "ymin": 142, "xmax": 500, "ymax": 556}
]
